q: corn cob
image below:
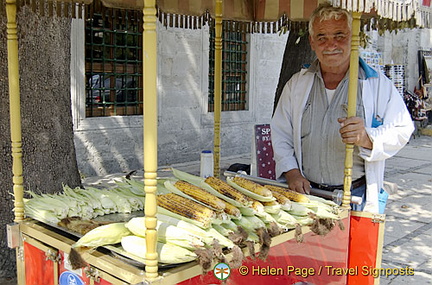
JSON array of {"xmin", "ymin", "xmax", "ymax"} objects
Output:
[
  {"xmin": 288, "ymin": 202, "xmax": 313, "ymax": 216},
  {"xmin": 231, "ymin": 177, "xmax": 272, "ymax": 197},
  {"xmin": 157, "ymin": 193, "xmax": 215, "ymax": 228},
  {"xmin": 204, "ymin": 176, "xmax": 252, "ymax": 206},
  {"xmin": 242, "ymin": 215, "xmax": 266, "ymax": 229},
  {"xmin": 73, "ymin": 223, "xmax": 131, "ymax": 248},
  {"xmin": 271, "ymin": 210, "xmax": 297, "ymax": 228},
  {"xmin": 121, "ymin": 236, "xmax": 197, "ymax": 264},
  {"xmin": 220, "ymin": 200, "xmax": 242, "ymax": 218},
  {"xmin": 263, "ymin": 200, "xmax": 278, "ymax": 207},
  {"xmin": 265, "ymin": 185, "xmax": 310, "ymax": 203},
  {"xmin": 174, "ymin": 180, "xmax": 226, "ymax": 212},
  {"xmin": 251, "ymin": 200, "xmax": 265, "ymax": 213},
  {"xmin": 271, "ymin": 191, "xmax": 292, "ymax": 206},
  {"xmin": 125, "ymin": 217, "xmax": 205, "ymax": 250}
]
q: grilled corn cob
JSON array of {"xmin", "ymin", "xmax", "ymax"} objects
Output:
[
  {"xmin": 231, "ymin": 177, "xmax": 272, "ymax": 197},
  {"xmin": 265, "ymin": 185, "xmax": 310, "ymax": 203},
  {"xmin": 271, "ymin": 191, "xmax": 292, "ymax": 206},
  {"xmin": 204, "ymin": 176, "xmax": 252, "ymax": 206},
  {"xmin": 221, "ymin": 200, "xmax": 242, "ymax": 218},
  {"xmin": 157, "ymin": 193, "xmax": 215, "ymax": 228},
  {"xmin": 173, "ymin": 180, "xmax": 226, "ymax": 212}
]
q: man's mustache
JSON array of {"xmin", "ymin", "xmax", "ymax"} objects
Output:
[{"xmin": 322, "ymin": 50, "xmax": 343, "ymax": 55}]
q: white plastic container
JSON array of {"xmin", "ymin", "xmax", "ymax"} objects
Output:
[{"xmin": 200, "ymin": 150, "xmax": 214, "ymax": 178}]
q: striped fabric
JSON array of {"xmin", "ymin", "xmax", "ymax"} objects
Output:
[
  {"xmin": 157, "ymin": 0, "xmax": 326, "ymax": 21},
  {"xmin": 157, "ymin": 0, "xmax": 253, "ymax": 20},
  {"xmin": 3, "ymin": 0, "xmax": 430, "ymax": 27},
  {"xmin": 254, "ymin": 0, "xmax": 327, "ymax": 21},
  {"xmin": 157, "ymin": 0, "xmax": 430, "ymax": 27}
]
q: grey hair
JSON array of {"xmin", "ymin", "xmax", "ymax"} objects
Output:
[{"xmin": 308, "ymin": 2, "xmax": 353, "ymax": 37}]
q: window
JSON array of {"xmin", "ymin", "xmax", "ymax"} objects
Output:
[
  {"xmin": 85, "ymin": 3, "xmax": 143, "ymax": 117},
  {"xmin": 209, "ymin": 21, "xmax": 248, "ymax": 112}
]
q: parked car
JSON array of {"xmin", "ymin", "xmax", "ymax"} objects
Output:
[{"xmin": 86, "ymin": 74, "xmax": 138, "ymax": 106}]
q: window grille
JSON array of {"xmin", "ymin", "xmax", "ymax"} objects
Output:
[
  {"xmin": 209, "ymin": 20, "xmax": 248, "ymax": 112},
  {"xmin": 85, "ymin": 3, "xmax": 143, "ymax": 117}
]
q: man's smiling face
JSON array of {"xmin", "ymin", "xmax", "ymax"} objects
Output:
[{"xmin": 309, "ymin": 17, "xmax": 352, "ymax": 73}]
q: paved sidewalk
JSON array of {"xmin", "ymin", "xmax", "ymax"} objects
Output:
[{"xmin": 379, "ymin": 135, "xmax": 432, "ymax": 284}]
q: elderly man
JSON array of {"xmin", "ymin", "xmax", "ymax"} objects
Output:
[{"xmin": 271, "ymin": 3, "xmax": 414, "ymax": 213}]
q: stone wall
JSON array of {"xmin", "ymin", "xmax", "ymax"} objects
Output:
[
  {"xmin": 72, "ymin": 22, "xmax": 288, "ymax": 176},
  {"xmin": 372, "ymin": 28, "xmax": 432, "ymax": 91}
]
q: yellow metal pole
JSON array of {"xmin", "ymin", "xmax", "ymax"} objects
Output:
[
  {"xmin": 6, "ymin": 1, "xmax": 25, "ymax": 284},
  {"xmin": 142, "ymin": 0, "xmax": 158, "ymax": 279},
  {"xmin": 6, "ymin": 0, "xmax": 24, "ymax": 223},
  {"xmin": 213, "ymin": 0, "xmax": 222, "ymax": 178},
  {"xmin": 342, "ymin": 12, "xmax": 361, "ymax": 209}
]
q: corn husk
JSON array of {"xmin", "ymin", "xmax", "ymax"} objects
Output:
[
  {"xmin": 121, "ymin": 236, "xmax": 196, "ymax": 264},
  {"xmin": 73, "ymin": 223, "xmax": 131, "ymax": 248},
  {"xmin": 125, "ymin": 217, "xmax": 204, "ymax": 250}
]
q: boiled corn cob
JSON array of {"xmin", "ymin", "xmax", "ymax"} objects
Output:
[
  {"xmin": 157, "ymin": 193, "xmax": 215, "ymax": 228},
  {"xmin": 73, "ymin": 223, "xmax": 131, "ymax": 248},
  {"xmin": 263, "ymin": 200, "xmax": 281, "ymax": 214},
  {"xmin": 239, "ymin": 206, "xmax": 255, "ymax": 216},
  {"xmin": 212, "ymin": 224, "xmax": 233, "ymax": 237},
  {"xmin": 157, "ymin": 214, "xmax": 218, "ymax": 246},
  {"xmin": 220, "ymin": 219, "xmax": 239, "ymax": 232},
  {"xmin": 204, "ymin": 176, "xmax": 252, "ymax": 207},
  {"xmin": 242, "ymin": 215, "xmax": 266, "ymax": 229},
  {"xmin": 287, "ymin": 202, "xmax": 314, "ymax": 216},
  {"xmin": 265, "ymin": 185, "xmax": 310, "ymax": 203},
  {"xmin": 246, "ymin": 231, "xmax": 260, "ymax": 243},
  {"xmin": 231, "ymin": 177, "xmax": 272, "ymax": 197},
  {"xmin": 173, "ymin": 180, "xmax": 226, "ymax": 212},
  {"xmin": 232, "ymin": 216, "xmax": 255, "ymax": 231},
  {"xmin": 125, "ymin": 217, "xmax": 205, "ymax": 250},
  {"xmin": 251, "ymin": 201, "xmax": 265, "ymax": 214},
  {"xmin": 271, "ymin": 210, "xmax": 298, "ymax": 228},
  {"xmin": 121, "ymin": 236, "xmax": 197, "ymax": 264}
]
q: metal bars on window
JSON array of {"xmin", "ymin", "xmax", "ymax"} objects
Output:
[
  {"xmin": 85, "ymin": 1, "xmax": 143, "ymax": 117},
  {"xmin": 209, "ymin": 20, "xmax": 248, "ymax": 112}
]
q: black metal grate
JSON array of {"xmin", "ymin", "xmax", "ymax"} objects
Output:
[
  {"xmin": 85, "ymin": 2, "xmax": 143, "ymax": 117},
  {"xmin": 209, "ymin": 20, "xmax": 248, "ymax": 112}
]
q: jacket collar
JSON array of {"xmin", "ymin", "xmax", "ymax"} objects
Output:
[
  {"xmin": 359, "ymin": 57, "xmax": 379, "ymax": 79},
  {"xmin": 303, "ymin": 57, "xmax": 379, "ymax": 79}
]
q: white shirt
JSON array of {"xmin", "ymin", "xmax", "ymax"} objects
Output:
[{"xmin": 271, "ymin": 59, "xmax": 414, "ymax": 213}]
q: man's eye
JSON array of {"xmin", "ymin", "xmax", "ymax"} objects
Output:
[
  {"xmin": 335, "ymin": 34, "xmax": 346, "ymax": 40},
  {"xmin": 317, "ymin": 36, "xmax": 326, "ymax": 42}
]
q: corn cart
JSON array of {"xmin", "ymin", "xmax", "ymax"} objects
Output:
[{"xmin": 4, "ymin": 0, "xmax": 430, "ymax": 284}]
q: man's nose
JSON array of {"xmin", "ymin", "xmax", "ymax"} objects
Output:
[{"xmin": 325, "ymin": 37, "xmax": 338, "ymax": 48}]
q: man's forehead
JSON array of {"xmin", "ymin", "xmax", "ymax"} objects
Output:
[{"xmin": 312, "ymin": 18, "xmax": 350, "ymax": 33}]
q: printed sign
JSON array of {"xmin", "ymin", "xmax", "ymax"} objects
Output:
[
  {"xmin": 254, "ymin": 124, "xmax": 276, "ymax": 180},
  {"xmin": 59, "ymin": 271, "xmax": 85, "ymax": 285}
]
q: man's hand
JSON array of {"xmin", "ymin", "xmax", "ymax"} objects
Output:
[
  {"xmin": 283, "ymin": 169, "xmax": 310, "ymax": 194},
  {"xmin": 338, "ymin": 117, "xmax": 373, "ymax": 149}
]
